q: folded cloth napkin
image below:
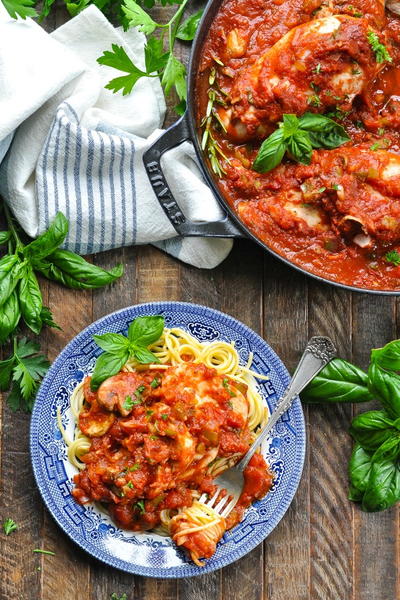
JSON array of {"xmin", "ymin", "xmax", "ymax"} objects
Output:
[{"xmin": 0, "ymin": 5, "xmax": 233, "ymax": 268}]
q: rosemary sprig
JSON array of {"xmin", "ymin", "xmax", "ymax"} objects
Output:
[{"xmin": 200, "ymin": 67, "xmax": 229, "ymax": 177}]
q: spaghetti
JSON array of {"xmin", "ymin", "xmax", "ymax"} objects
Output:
[{"xmin": 60, "ymin": 326, "xmax": 274, "ymax": 565}]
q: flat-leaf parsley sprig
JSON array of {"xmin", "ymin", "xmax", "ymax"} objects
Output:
[
  {"xmin": 97, "ymin": 0, "xmax": 203, "ymax": 114},
  {"xmin": 90, "ymin": 315, "xmax": 165, "ymax": 390}
]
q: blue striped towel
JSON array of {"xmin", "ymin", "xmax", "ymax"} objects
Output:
[{"xmin": 0, "ymin": 6, "xmax": 233, "ymax": 268}]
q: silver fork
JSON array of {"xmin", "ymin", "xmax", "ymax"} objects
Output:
[{"xmin": 198, "ymin": 336, "xmax": 336, "ymax": 519}]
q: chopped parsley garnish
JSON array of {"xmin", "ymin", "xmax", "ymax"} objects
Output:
[
  {"xmin": 135, "ymin": 385, "xmax": 146, "ymax": 399},
  {"xmin": 385, "ymin": 250, "xmax": 400, "ymax": 266},
  {"xmin": 308, "ymin": 94, "xmax": 321, "ymax": 107},
  {"xmin": 310, "ymin": 82, "xmax": 320, "ymax": 92},
  {"xmin": 352, "ymin": 66, "xmax": 362, "ymax": 75},
  {"xmin": 317, "ymin": 187, "xmax": 326, "ymax": 193},
  {"xmin": 150, "ymin": 376, "xmax": 161, "ymax": 389},
  {"xmin": 126, "ymin": 482, "xmax": 134, "ymax": 489},
  {"xmin": 161, "ymin": 414, "xmax": 168, "ymax": 420},
  {"xmin": 370, "ymin": 142, "xmax": 380, "ymax": 151},
  {"xmin": 313, "ymin": 63, "xmax": 322, "ymax": 74},
  {"xmin": 378, "ymin": 127, "xmax": 385, "ymax": 136},
  {"xmin": 127, "ymin": 463, "xmax": 141, "ymax": 472},
  {"xmin": 332, "ymin": 183, "xmax": 340, "ymax": 190},
  {"xmin": 122, "ymin": 395, "xmax": 141, "ymax": 410},
  {"xmin": 222, "ymin": 378, "xmax": 236, "ymax": 397},
  {"xmin": 150, "ymin": 434, "xmax": 158, "ymax": 440},
  {"xmin": 146, "ymin": 409, "xmax": 154, "ymax": 417},
  {"xmin": 135, "ymin": 500, "xmax": 145, "ymax": 514},
  {"xmin": 3, "ymin": 518, "xmax": 17, "ymax": 535},
  {"xmin": 367, "ymin": 31, "xmax": 392, "ymax": 63}
]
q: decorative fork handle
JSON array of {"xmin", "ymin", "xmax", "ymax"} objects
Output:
[{"xmin": 236, "ymin": 336, "xmax": 336, "ymax": 472}]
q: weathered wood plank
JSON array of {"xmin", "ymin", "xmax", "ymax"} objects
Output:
[
  {"xmin": 262, "ymin": 253, "xmax": 310, "ymax": 600},
  {"xmin": 307, "ymin": 283, "xmax": 353, "ymax": 600},
  {"xmin": 352, "ymin": 295, "xmax": 398, "ymax": 600}
]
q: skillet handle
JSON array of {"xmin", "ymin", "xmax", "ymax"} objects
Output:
[{"xmin": 143, "ymin": 114, "xmax": 245, "ymax": 238}]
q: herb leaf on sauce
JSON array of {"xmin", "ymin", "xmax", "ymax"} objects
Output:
[
  {"xmin": 385, "ymin": 250, "xmax": 400, "ymax": 266},
  {"xmin": 367, "ymin": 31, "xmax": 392, "ymax": 64},
  {"xmin": 253, "ymin": 113, "xmax": 350, "ymax": 173}
]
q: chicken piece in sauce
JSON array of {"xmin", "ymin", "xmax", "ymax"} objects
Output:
[{"xmin": 219, "ymin": 15, "xmax": 388, "ymax": 140}]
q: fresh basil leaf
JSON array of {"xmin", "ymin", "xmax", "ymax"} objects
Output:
[
  {"xmin": 286, "ymin": 130, "xmax": 313, "ymax": 164},
  {"xmin": 301, "ymin": 358, "xmax": 374, "ymax": 403},
  {"xmin": 253, "ymin": 128, "xmax": 287, "ymax": 173},
  {"xmin": 298, "ymin": 113, "xmax": 350, "ymax": 149},
  {"xmin": 282, "ymin": 114, "xmax": 299, "ymax": 137},
  {"xmin": 144, "ymin": 37, "xmax": 169, "ymax": 74},
  {"xmin": 90, "ymin": 350, "xmax": 130, "ymax": 391},
  {"xmin": 19, "ymin": 269, "xmax": 43, "ymax": 335},
  {"xmin": 348, "ymin": 483, "xmax": 363, "ymax": 502},
  {"xmin": 24, "ymin": 212, "xmax": 68, "ymax": 262},
  {"xmin": 361, "ymin": 458, "xmax": 400, "ymax": 511},
  {"xmin": 371, "ymin": 435, "xmax": 400, "ymax": 464},
  {"xmin": 176, "ymin": 9, "xmax": 203, "ymax": 41},
  {"xmin": 0, "ymin": 231, "xmax": 11, "ymax": 245},
  {"xmin": 371, "ymin": 339, "xmax": 400, "ymax": 372},
  {"xmin": 0, "ymin": 254, "xmax": 19, "ymax": 306},
  {"xmin": 0, "ymin": 356, "xmax": 15, "ymax": 391},
  {"xmin": 93, "ymin": 333, "xmax": 130, "ymax": 354},
  {"xmin": 161, "ymin": 55, "xmax": 187, "ymax": 100},
  {"xmin": 128, "ymin": 316, "xmax": 164, "ymax": 347},
  {"xmin": 38, "ymin": 250, "xmax": 123, "ymax": 289},
  {"xmin": 40, "ymin": 306, "xmax": 62, "ymax": 330},
  {"xmin": 131, "ymin": 346, "xmax": 160, "ymax": 364},
  {"xmin": 122, "ymin": 0, "xmax": 157, "ymax": 35},
  {"xmin": 0, "ymin": 291, "xmax": 21, "ymax": 343},
  {"xmin": 349, "ymin": 410, "xmax": 396, "ymax": 451},
  {"xmin": 348, "ymin": 443, "xmax": 373, "ymax": 493},
  {"xmin": 368, "ymin": 362, "xmax": 400, "ymax": 419}
]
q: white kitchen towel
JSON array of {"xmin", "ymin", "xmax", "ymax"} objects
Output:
[{"xmin": 0, "ymin": 5, "xmax": 233, "ymax": 268}]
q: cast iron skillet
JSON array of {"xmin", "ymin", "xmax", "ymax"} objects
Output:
[{"xmin": 143, "ymin": 0, "xmax": 399, "ymax": 296}]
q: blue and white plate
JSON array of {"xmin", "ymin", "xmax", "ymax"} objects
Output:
[{"xmin": 30, "ymin": 302, "xmax": 306, "ymax": 577}]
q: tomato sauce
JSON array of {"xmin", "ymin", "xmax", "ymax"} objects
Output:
[
  {"xmin": 196, "ymin": 0, "xmax": 400, "ymax": 290},
  {"xmin": 72, "ymin": 364, "xmax": 273, "ymax": 558}
]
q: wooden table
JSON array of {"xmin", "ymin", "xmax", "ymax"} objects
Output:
[{"xmin": 1, "ymin": 3, "xmax": 399, "ymax": 599}]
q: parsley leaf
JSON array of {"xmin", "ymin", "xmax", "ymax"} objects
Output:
[
  {"xmin": 97, "ymin": 44, "xmax": 148, "ymax": 96},
  {"xmin": 122, "ymin": 0, "xmax": 157, "ymax": 35},
  {"xmin": 162, "ymin": 55, "xmax": 187, "ymax": 100},
  {"xmin": 367, "ymin": 31, "xmax": 392, "ymax": 64},
  {"xmin": 176, "ymin": 9, "xmax": 203, "ymax": 41},
  {"xmin": 150, "ymin": 376, "xmax": 161, "ymax": 388},
  {"xmin": 135, "ymin": 499, "xmax": 145, "ymax": 513},
  {"xmin": 111, "ymin": 593, "xmax": 127, "ymax": 600},
  {"xmin": 3, "ymin": 518, "xmax": 18, "ymax": 535},
  {"xmin": 145, "ymin": 37, "xmax": 169, "ymax": 74},
  {"xmin": 1, "ymin": 0, "xmax": 37, "ymax": 19},
  {"xmin": 385, "ymin": 250, "xmax": 400, "ymax": 266}
]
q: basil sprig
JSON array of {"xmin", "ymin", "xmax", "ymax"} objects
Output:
[
  {"xmin": 90, "ymin": 316, "xmax": 165, "ymax": 391},
  {"xmin": 0, "ymin": 210, "xmax": 123, "ymax": 342},
  {"xmin": 253, "ymin": 113, "xmax": 350, "ymax": 173},
  {"xmin": 0, "ymin": 208, "xmax": 124, "ymax": 411},
  {"xmin": 302, "ymin": 339, "xmax": 400, "ymax": 512}
]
